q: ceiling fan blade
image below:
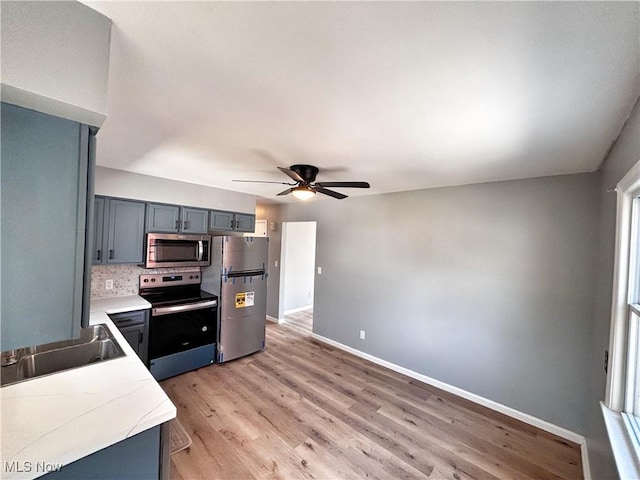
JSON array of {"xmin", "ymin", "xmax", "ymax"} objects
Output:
[
  {"xmin": 232, "ymin": 180, "xmax": 295, "ymax": 185},
  {"xmin": 277, "ymin": 188, "xmax": 294, "ymax": 196},
  {"xmin": 278, "ymin": 166, "xmax": 305, "ymax": 183},
  {"xmin": 315, "ymin": 186, "xmax": 347, "ymax": 199},
  {"xmin": 315, "ymin": 181, "xmax": 370, "ymax": 188}
]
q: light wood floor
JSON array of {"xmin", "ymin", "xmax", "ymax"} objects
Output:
[{"xmin": 162, "ymin": 311, "xmax": 582, "ymax": 480}]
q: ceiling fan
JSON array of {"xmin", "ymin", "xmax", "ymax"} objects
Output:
[{"xmin": 233, "ymin": 164, "xmax": 370, "ymax": 200}]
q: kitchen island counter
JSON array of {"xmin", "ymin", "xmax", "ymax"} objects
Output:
[{"xmin": 1, "ymin": 295, "xmax": 175, "ymax": 480}]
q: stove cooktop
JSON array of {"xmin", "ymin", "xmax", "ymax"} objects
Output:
[
  {"xmin": 139, "ymin": 270, "xmax": 216, "ymax": 307},
  {"xmin": 139, "ymin": 286, "xmax": 217, "ymax": 308}
]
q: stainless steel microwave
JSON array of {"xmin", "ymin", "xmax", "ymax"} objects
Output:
[{"xmin": 145, "ymin": 233, "xmax": 211, "ymax": 268}]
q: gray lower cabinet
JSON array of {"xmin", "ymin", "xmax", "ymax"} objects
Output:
[
  {"xmin": 43, "ymin": 424, "xmax": 169, "ymax": 480},
  {"xmin": 108, "ymin": 310, "xmax": 150, "ymax": 365},
  {"xmin": 147, "ymin": 203, "xmax": 208, "ymax": 234},
  {"xmin": 93, "ymin": 197, "xmax": 146, "ymax": 265},
  {"xmin": 1, "ymin": 102, "xmax": 91, "ymax": 351},
  {"xmin": 209, "ymin": 210, "xmax": 256, "ymax": 233}
]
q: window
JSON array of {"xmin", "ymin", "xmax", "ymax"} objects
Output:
[{"xmin": 603, "ymin": 158, "xmax": 640, "ymax": 478}]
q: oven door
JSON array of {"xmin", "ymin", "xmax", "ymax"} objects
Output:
[{"xmin": 149, "ymin": 301, "xmax": 217, "ymax": 359}]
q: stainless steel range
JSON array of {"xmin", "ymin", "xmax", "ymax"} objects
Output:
[{"xmin": 139, "ymin": 270, "xmax": 218, "ymax": 381}]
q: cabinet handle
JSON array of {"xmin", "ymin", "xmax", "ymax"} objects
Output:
[
  {"xmin": 184, "ymin": 220, "xmax": 189, "ymax": 230},
  {"xmin": 109, "ymin": 249, "xmax": 114, "ymax": 260},
  {"xmin": 97, "ymin": 249, "xmax": 101, "ymax": 261},
  {"xmin": 175, "ymin": 220, "xmax": 180, "ymax": 230},
  {"xmin": 139, "ymin": 332, "xmax": 143, "ymax": 344},
  {"xmin": 235, "ymin": 220, "xmax": 240, "ymax": 229},
  {"xmin": 115, "ymin": 319, "xmax": 138, "ymax": 326}
]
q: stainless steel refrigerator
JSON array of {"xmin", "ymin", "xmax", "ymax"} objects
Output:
[{"xmin": 202, "ymin": 236, "xmax": 268, "ymax": 363}]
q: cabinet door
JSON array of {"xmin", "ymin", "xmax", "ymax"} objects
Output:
[
  {"xmin": 92, "ymin": 197, "xmax": 105, "ymax": 264},
  {"xmin": 43, "ymin": 425, "xmax": 161, "ymax": 480},
  {"xmin": 1, "ymin": 103, "xmax": 88, "ymax": 350},
  {"xmin": 119, "ymin": 324, "xmax": 143, "ymax": 356},
  {"xmin": 234, "ymin": 213, "xmax": 256, "ymax": 232},
  {"xmin": 109, "ymin": 310, "xmax": 149, "ymax": 364},
  {"xmin": 209, "ymin": 210, "xmax": 235, "ymax": 231},
  {"xmin": 147, "ymin": 203, "xmax": 179, "ymax": 233},
  {"xmin": 181, "ymin": 207, "xmax": 208, "ymax": 234},
  {"xmin": 106, "ymin": 199, "xmax": 146, "ymax": 264}
]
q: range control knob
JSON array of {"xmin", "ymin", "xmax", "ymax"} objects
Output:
[
  {"xmin": 143, "ymin": 278, "xmax": 149, "ymax": 283},
  {"xmin": 189, "ymin": 275, "xmax": 193, "ymax": 279},
  {"xmin": 151, "ymin": 278, "xmax": 156, "ymax": 282}
]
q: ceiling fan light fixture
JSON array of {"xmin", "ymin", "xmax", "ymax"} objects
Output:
[{"xmin": 291, "ymin": 185, "xmax": 316, "ymax": 201}]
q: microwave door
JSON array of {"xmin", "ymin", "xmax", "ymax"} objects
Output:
[
  {"xmin": 153, "ymin": 241, "xmax": 197, "ymax": 266},
  {"xmin": 146, "ymin": 234, "xmax": 211, "ymax": 268}
]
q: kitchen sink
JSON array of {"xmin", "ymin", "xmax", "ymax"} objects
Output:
[
  {"xmin": 1, "ymin": 325, "xmax": 125, "ymax": 387},
  {"xmin": 17, "ymin": 339, "xmax": 123, "ymax": 379}
]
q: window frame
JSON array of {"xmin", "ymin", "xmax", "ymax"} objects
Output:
[
  {"xmin": 606, "ymin": 159, "xmax": 640, "ymax": 409},
  {"xmin": 603, "ymin": 158, "xmax": 640, "ymax": 478}
]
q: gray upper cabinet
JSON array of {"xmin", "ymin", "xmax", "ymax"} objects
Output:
[
  {"xmin": 182, "ymin": 207, "xmax": 209, "ymax": 233},
  {"xmin": 147, "ymin": 203, "xmax": 208, "ymax": 234},
  {"xmin": 92, "ymin": 197, "xmax": 105, "ymax": 264},
  {"xmin": 1, "ymin": 103, "xmax": 90, "ymax": 351},
  {"xmin": 209, "ymin": 210, "xmax": 256, "ymax": 233},
  {"xmin": 93, "ymin": 197, "xmax": 146, "ymax": 265},
  {"xmin": 235, "ymin": 213, "xmax": 256, "ymax": 233},
  {"xmin": 209, "ymin": 210, "xmax": 235, "ymax": 231},
  {"xmin": 146, "ymin": 203, "xmax": 180, "ymax": 232},
  {"xmin": 107, "ymin": 199, "xmax": 146, "ymax": 263}
]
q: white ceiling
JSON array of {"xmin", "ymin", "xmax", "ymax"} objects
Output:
[{"xmin": 84, "ymin": 1, "xmax": 639, "ymax": 203}]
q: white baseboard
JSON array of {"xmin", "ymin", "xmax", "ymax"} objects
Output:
[
  {"xmin": 266, "ymin": 315, "xmax": 284, "ymax": 324},
  {"xmin": 581, "ymin": 438, "xmax": 592, "ymax": 480},
  {"xmin": 310, "ymin": 332, "xmax": 586, "ymax": 446},
  {"xmin": 284, "ymin": 305, "xmax": 313, "ymax": 315}
]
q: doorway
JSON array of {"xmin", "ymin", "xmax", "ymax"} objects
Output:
[{"xmin": 279, "ymin": 221, "xmax": 317, "ymax": 332}]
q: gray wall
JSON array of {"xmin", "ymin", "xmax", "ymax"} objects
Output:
[
  {"xmin": 256, "ymin": 204, "xmax": 285, "ymax": 320},
  {"xmin": 1, "ymin": 1, "xmax": 111, "ymax": 127},
  {"xmin": 282, "ymin": 222, "xmax": 316, "ymax": 313},
  {"xmin": 586, "ymin": 98, "xmax": 640, "ymax": 480},
  {"xmin": 95, "ymin": 166, "xmax": 256, "ymax": 213},
  {"xmin": 268, "ymin": 173, "xmax": 599, "ymax": 434}
]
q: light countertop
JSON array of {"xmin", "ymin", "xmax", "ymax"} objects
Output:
[{"xmin": 1, "ymin": 295, "xmax": 176, "ymax": 480}]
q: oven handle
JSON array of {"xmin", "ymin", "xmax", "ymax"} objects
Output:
[{"xmin": 152, "ymin": 300, "xmax": 217, "ymax": 316}]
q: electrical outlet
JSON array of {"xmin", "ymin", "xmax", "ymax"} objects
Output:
[
  {"xmin": 274, "ymin": 260, "xmax": 278, "ymax": 268},
  {"xmin": 317, "ymin": 266, "xmax": 322, "ymax": 275},
  {"xmin": 105, "ymin": 279, "xmax": 114, "ymax": 290},
  {"xmin": 359, "ymin": 330, "xmax": 365, "ymax": 340}
]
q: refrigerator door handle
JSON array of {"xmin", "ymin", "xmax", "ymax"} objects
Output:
[{"xmin": 226, "ymin": 269, "xmax": 265, "ymax": 278}]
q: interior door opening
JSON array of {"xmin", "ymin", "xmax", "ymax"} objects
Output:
[{"xmin": 279, "ymin": 221, "xmax": 317, "ymax": 333}]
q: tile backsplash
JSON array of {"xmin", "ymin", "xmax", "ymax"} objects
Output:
[{"xmin": 91, "ymin": 265, "xmax": 201, "ymax": 298}]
